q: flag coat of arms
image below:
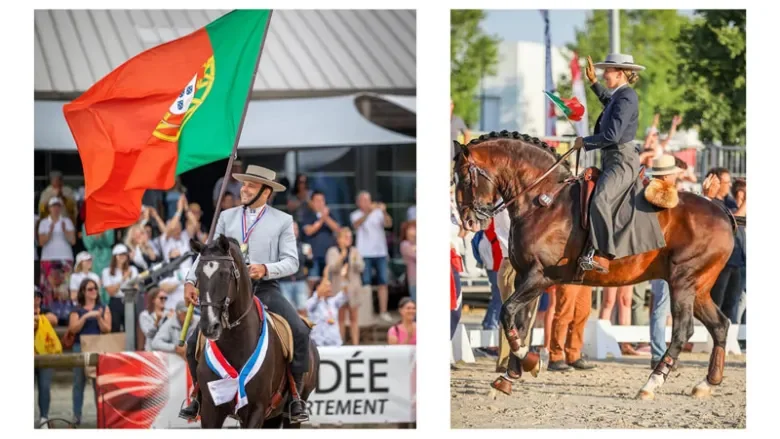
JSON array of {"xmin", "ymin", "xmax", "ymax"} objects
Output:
[{"xmin": 64, "ymin": 10, "xmax": 272, "ymax": 235}]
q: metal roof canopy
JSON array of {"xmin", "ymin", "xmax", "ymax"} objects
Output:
[
  {"xmin": 34, "ymin": 93, "xmax": 416, "ymax": 152},
  {"xmin": 34, "ymin": 9, "xmax": 415, "ymax": 98}
]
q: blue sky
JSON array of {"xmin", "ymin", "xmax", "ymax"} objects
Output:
[{"xmin": 481, "ymin": 10, "xmax": 696, "ymax": 46}]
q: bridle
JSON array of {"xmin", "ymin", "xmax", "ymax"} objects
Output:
[
  {"xmin": 197, "ymin": 254, "xmax": 254, "ymax": 330},
  {"xmin": 457, "ymin": 146, "xmax": 578, "ymax": 220}
]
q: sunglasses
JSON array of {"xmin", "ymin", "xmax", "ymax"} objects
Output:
[
  {"xmin": 158, "ymin": 296, "xmax": 168, "ymax": 302},
  {"xmin": 86, "ymin": 287, "xmax": 98, "ymax": 292}
]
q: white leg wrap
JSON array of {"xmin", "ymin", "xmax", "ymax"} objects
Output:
[
  {"xmin": 640, "ymin": 373, "xmax": 665, "ymax": 393},
  {"xmin": 512, "ymin": 345, "xmax": 529, "ymax": 359}
]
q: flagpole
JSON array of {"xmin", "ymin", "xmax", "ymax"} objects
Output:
[{"xmin": 179, "ymin": 10, "xmax": 273, "ymax": 347}]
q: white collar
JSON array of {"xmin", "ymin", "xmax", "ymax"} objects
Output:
[
  {"xmin": 247, "ymin": 204, "xmax": 266, "ymax": 215},
  {"xmin": 610, "ymin": 83, "xmax": 628, "ymax": 93}
]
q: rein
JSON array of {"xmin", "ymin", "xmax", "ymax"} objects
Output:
[
  {"xmin": 463, "ymin": 146, "xmax": 578, "ymax": 219},
  {"xmin": 198, "ymin": 254, "xmax": 254, "ymax": 330}
]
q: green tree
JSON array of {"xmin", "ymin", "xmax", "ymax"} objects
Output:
[
  {"xmin": 451, "ymin": 10, "xmax": 501, "ymax": 127},
  {"xmin": 559, "ymin": 10, "xmax": 690, "ymax": 136},
  {"xmin": 677, "ymin": 10, "xmax": 746, "ymax": 145}
]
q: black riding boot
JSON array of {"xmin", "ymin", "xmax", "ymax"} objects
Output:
[
  {"xmin": 288, "ymin": 375, "xmax": 309, "ymax": 423},
  {"xmin": 179, "ymin": 328, "xmax": 201, "ymax": 420},
  {"xmin": 179, "ymin": 387, "xmax": 201, "ymax": 420}
]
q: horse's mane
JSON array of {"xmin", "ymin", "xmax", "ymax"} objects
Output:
[{"xmin": 457, "ymin": 130, "xmax": 572, "ymax": 176}]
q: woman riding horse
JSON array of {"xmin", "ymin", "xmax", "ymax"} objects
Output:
[{"xmin": 573, "ymin": 53, "xmax": 647, "ymax": 274}]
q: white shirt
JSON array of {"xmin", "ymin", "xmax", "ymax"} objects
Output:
[
  {"xmin": 350, "ymin": 209, "xmax": 388, "ymax": 258},
  {"xmin": 160, "ymin": 266, "xmax": 189, "ymax": 311},
  {"xmin": 69, "ymin": 271, "xmax": 101, "ymax": 292},
  {"xmin": 306, "ymin": 291, "xmax": 348, "ymax": 347},
  {"xmin": 494, "ymin": 209, "xmax": 511, "ymax": 259},
  {"xmin": 38, "ymin": 216, "xmax": 75, "ymax": 261},
  {"xmin": 161, "ymin": 230, "xmax": 191, "ymax": 262},
  {"xmin": 101, "ymin": 266, "xmax": 139, "ymax": 298},
  {"xmin": 34, "ymin": 214, "xmax": 39, "ymax": 261}
]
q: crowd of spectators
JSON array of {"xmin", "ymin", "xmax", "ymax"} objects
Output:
[{"xmin": 34, "ymin": 161, "xmax": 417, "ymax": 427}]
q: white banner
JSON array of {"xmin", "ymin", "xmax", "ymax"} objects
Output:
[
  {"xmin": 308, "ymin": 345, "xmax": 416, "ymax": 425},
  {"xmin": 97, "ymin": 345, "xmax": 415, "ymax": 428}
]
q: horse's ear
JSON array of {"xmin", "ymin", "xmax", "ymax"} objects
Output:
[
  {"xmin": 459, "ymin": 141, "xmax": 469, "ymax": 157},
  {"xmin": 190, "ymin": 238, "xmax": 204, "ymax": 254},
  {"xmin": 217, "ymin": 235, "xmax": 231, "ymax": 254}
]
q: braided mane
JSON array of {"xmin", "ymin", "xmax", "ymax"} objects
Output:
[{"xmin": 457, "ymin": 130, "xmax": 572, "ymax": 175}]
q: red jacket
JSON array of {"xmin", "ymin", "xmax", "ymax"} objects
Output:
[
  {"xmin": 450, "ymin": 248, "xmax": 463, "ymax": 311},
  {"xmin": 484, "ymin": 219, "xmax": 503, "ymax": 272}
]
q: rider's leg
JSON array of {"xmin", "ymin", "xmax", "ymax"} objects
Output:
[
  {"xmin": 179, "ymin": 327, "xmax": 201, "ymax": 420},
  {"xmin": 254, "ymin": 280, "xmax": 311, "ymax": 422}
]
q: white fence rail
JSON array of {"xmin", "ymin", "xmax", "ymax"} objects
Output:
[{"xmin": 452, "ymin": 319, "xmax": 745, "ymax": 363}]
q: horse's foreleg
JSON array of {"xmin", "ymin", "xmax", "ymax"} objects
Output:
[
  {"xmin": 244, "ymin": 405, "xmax": 266, "ymax": 428},
  {"xmin": 637, "ymin": 282, "xmax": 695, "ymax": 400},
  {"xmin": 691, "ymin": 292, "xmax": 730, "ymax": 398},
  {"xmin": 500, "ymin": 267, "xmax": 547, "ymax": 360},
  {"xmin": 199, "ymin": 401, "xmax": 230, "ymax": 429}
]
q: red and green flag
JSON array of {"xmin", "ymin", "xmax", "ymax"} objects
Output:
[
  {"xmin": 64, "ymin": 10, "xmax": 272, "ymax": 235},
  {"xmin": 543, "ymin": 90, "xmax": 585, "ymax": 122}
]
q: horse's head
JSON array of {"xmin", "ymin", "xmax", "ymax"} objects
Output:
[
  {"xmin": 453, "ymin": 142, "xmax": 502, "ymax": 232},
  {"xmin": 191, "ymin": 235, "xmax": 248, "ymax": 340}
]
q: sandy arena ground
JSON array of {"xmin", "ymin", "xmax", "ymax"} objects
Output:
[{"xmin": 451, "ymin": 353, "xmax": 746, "ymax": 429}]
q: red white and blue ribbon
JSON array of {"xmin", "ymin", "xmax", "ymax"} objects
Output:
[
  {"xmin": 241, "ymin": 205, "xmax": 267, "ymax": 244},
  {"xmin": 204, "ymin": 297, "xmax": 268, "ymax": 412}
]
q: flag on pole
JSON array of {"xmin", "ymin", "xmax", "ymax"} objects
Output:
[
  {"xmin": 64, "ymin": 10, "xmax": 272, "ymax": 235},
  {"xmin": 543, "ymin": 91, "xmax": 586, "ymax": 122},
  {"xmin": 569, "ymin": 52, "xmax": 589, "ymax": 136},
  {"xmin": 541, "ymin": 10, "xmax": 556, "ymax": 137}
]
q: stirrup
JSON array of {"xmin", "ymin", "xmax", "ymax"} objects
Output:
[
  {"xmin": 178, "ymin": 397, "xmax": 200, "ymax": 421},
  {"xmin": 285, "ymin": 398, "xmax": 309, "ymax": 423},
  {"xmin": 578, "ymin": 248, "xmax": 597, "ymax": 271}
]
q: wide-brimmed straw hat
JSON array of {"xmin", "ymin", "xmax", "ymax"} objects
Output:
[
  {"xmin": 593, "ymin": 53, "xmax": 646, "ymax": 71},
  {"xmin": 647, "ymin": 155, "xmax": 682, "ymax": 176},
  {"xmin": 232, "ymin": 165, "xmax": 286, "ymax": 192}
]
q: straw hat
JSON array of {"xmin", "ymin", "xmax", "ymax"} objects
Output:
[
  {"xmin": 647, "ymin": 155, "xmax": 682, "ymax": 176},
  {"xmin": 232, "ymin": 165, "xmax": 286, "ymax": 192},
  {"xmin": 593, "ymin": 53, "xmax": 646, "ymax": 71}
]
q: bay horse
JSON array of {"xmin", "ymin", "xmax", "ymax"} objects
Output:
[
  {"xmin": 190, "ymin": 235, "xmax": 319, "ymax": 428},
  {"xmin": 453, "ymin": 131, "xmax": 735, "ymax": 400}
]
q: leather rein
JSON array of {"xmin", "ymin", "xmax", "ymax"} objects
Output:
[
  {"xmin": 461, "ymin": 146, "xmax": 578, "ymax": 220},
  {"xmin": 197, "ymin": 254, "xmax": 255, "ymax": 330}
]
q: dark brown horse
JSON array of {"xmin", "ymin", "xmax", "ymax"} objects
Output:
[
  {"xmin": 190, "ymin": 235, "xmax": 319, "ymax": 428},
  {"xmin": 453, "ymin": 131, "xmax": 734, "ymax": 400}
]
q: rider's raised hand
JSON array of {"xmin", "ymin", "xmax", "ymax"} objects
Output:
[{"xmin": 586, "ymin": 56, "xmax": 597, "ymax": 84}]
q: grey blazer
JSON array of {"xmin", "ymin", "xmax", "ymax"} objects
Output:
[
  {"xmin": 583, "ymin": 83, "xmax": 639, "ymax": 151},
  {"xmin": 185, "ymin": 205, "xmax": 299, "ymax": 283}
]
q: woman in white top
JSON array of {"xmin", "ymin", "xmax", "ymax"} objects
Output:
[
  {"xmin": 37, "ymin": 197, "xmax": 76, "ymax": 305},
  {"xmin": 124, "ymin": 224, "xmax": 160, "ymax": 271},
  {"xmin": 158, "ymin": 248, "xmax": 189, "ymax": 312},
  {"xmin": 101, "ymin": 244, "xmax": 139, "ymax": 332},
  {"xmin": 69, "ymin": 252, "xmax": 101, "ymax": 300},
  {"xmin": 138, "ymin": 287, "xmax": 173, "ymax": 351}
]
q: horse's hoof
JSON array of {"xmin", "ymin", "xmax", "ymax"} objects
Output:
[
  {"xmin": 522, "ymin": 352, "xmax": 541, "ymax": 377},
  {"xmin": 636, "ymin": 390, "xmax": 655, "ymax": 400},
  {"xmin": 691, "ymin": 385, "xmax": 713, "ymax": 399},
  {"xmin": 490, "ymin": 376, "xmax": 513, "ymax": 396}
]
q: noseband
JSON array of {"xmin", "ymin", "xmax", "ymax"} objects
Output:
[{"xmin": 198, "ymin": 254, "xmax": 253, "ymax": 330}]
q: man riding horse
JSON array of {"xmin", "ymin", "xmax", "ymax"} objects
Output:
[
  {"xmin": 179, "ymin": 165, "xmax": 311, "ymax": 424},
  {"xmin": 572, "ymin": 53, "xmax": 664, "ymax": 274}
]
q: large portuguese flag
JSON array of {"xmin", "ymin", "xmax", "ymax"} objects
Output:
[{"xmin": 64, "ymin": 10, "xmax": 272, "ymax": 235}]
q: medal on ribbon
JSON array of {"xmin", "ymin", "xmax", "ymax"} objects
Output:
[{"xmin": 241, "ymin": 207, "xmax": 267, "ymax": 264}]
